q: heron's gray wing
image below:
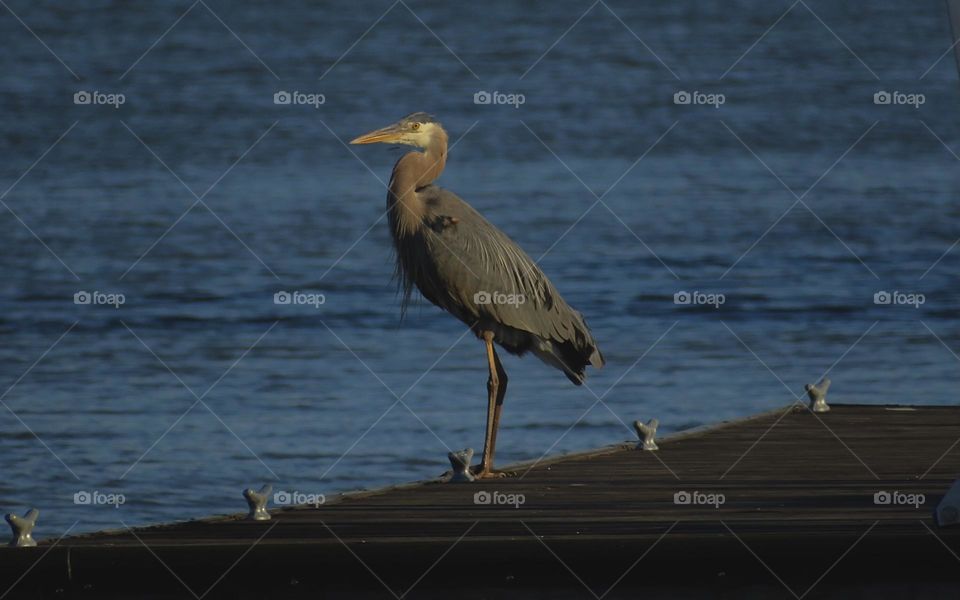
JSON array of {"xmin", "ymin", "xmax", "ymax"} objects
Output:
[{"xmin": 418, "ymin": 188, "xmax": 598, "ymax": 359}]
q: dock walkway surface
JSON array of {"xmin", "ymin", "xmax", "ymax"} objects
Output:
[{"xmin": 3, "ymin": 403, "xmax": 960, "ymax": 598}]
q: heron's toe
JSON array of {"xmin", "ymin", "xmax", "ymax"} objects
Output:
[{"xmin": 474, "ymin": 470, "xmax": 512, "ymax": 479}]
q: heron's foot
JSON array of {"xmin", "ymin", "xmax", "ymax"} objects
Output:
[{"xmin": 471, "ymin": 465, "xmax": 511, "ymax": 479}]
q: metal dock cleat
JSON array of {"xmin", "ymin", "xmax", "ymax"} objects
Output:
[
  {"xmin": 634, "ymin": 419, "xmax": 659, "ymax": 451},
  {"xmin": 243, "ymin": 484, "xmax": 272, "ymax": 521},
  {"xmin": 6, "ymin": 508, "xmax": 38, "ymax": 547},
  {"xmin": 936, "ymin": 479, "xmax": 960, "ymax": 526},
  {"xmin": 805, "ymin": 378, "xmax": 831, "ymax": 413},
  {"xmin": 447, "ymin": 448, "xmax": 476, "ymax": 482}
]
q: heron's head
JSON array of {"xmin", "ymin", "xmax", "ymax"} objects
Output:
[{"xmin": 350, "ymin": 113, "xmax": 444, "ymax": 150}]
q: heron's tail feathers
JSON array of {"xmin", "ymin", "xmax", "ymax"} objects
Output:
[
  {"xmin": 589, "ymin": 347, "xmax": 605, "ymax": 369},
  {"xmin": 531, "ymin": 338, "xmax": 604, "ymax": 386}
]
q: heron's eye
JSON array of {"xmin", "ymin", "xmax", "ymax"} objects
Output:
[{"xmin": 411, "ymin": 122, "xmax": 421, "ymax": 131}]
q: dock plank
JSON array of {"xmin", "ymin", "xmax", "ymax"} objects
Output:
[{"xmin": 3, "ymin": 404, "xmax": 960, "ymax": 598}]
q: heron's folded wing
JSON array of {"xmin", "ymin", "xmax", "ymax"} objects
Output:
[{"xmin": 422, "ymin": 203, "xmax": 592, "ymax": 347}]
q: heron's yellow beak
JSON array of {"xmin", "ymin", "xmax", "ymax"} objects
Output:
[{"xmin": 349, "ymin": 125, "xmax": 405, "ymax": 145}]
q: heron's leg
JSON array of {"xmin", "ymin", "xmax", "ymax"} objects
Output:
[
  {"xmin": 476, "ymin": 331, "xmax": 505, "ymax": 479},
  {"xmin": 488, "ymin": 344, "xmax": 508, "ymax": 463}
]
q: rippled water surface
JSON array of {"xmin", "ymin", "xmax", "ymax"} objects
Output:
[{"xmin": 1, "ymin": 0, "xmax": 959, "ymax": 535}]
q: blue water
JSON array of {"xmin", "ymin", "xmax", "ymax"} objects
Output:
[{"xmin": 1, "ymin": 0, "xmax": 959, "ymax": 537}]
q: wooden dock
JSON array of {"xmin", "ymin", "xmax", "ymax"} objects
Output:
[{"xmin": 3, "ymin": 403, "xmax": 960, "ymax": 598}]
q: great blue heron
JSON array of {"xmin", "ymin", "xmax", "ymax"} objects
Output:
[{"xmin": 351, "ymin": 113, "xmax": 604, "ymax": 478}]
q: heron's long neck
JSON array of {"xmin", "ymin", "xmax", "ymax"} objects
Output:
[{"xmin": 388, "ymin": 132, "xmax": 447, "ymax": 238}]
